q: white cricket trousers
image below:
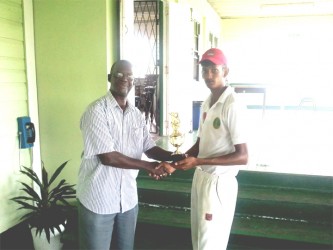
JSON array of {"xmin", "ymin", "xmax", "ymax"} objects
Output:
[{"xmin": 191, "ymin": 168, "xmax": 238, "ymax": 250}]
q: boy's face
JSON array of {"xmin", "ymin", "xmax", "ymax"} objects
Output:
[{"xmin": 201, "ymin": 62, "xmax": 226, "ymax": 90}]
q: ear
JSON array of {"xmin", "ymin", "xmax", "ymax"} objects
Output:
[
  {"xmin": 107, "ymin": 73, "xmax": 111, "ymax": 82},
  {"xmin": 223, "ymin": 67, "xmax": 229, "ymax": 78}
]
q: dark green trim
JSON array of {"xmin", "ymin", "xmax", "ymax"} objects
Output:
[
  {"xmin": 137, "ymin": 170, "xmax": 333, "ymax": 245},
  {"xmin": 115, "ymin": 0, "xmax": 120, "ymax": 60},
  {"xmin": 158, "ymin": 0, "xmax": 164, "ymax": 135}
]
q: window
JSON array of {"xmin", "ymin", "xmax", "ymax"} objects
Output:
[
  {"xmin": 223, "ymin": 16, "xmax": 333, "ymax": 176},
  {"xmin": 193, "ymin": 20, "xmax": 200, "ymax": 81},
  {"xmin": 232, "ymin": 84, "xmax": 333, "ymax": 176},
  {"xmin": 209, "ymin": 32, "xmax": 218, "ymax": 48}
]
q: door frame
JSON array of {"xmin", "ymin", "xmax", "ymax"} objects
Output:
[{"xmin": 23, "ymin": 0, "xmax": 41, "ymax": 176}]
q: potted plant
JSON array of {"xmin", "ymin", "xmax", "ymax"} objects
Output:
[{"xmin": 11, "ymin": 160, "xmax": 76, "ymax": 249}]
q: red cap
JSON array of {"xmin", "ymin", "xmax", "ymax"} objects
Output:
[{"xmin": 199, "ymin": 48, "xmax": 227, "ymax": 65}]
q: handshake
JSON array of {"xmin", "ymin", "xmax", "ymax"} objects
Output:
[{"xmin": 149, "ymin": 153, "xmax": 188, "ymax": 180}]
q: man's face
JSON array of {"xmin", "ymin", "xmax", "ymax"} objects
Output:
[
  {"xmin": 201, "ymin": 62, "xmax": 226, "ymax": 90},
  {"xmin": 109, "ymin": 62, "xmax": 134, "ymax": 98}
]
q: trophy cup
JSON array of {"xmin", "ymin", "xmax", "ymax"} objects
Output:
[{"xmin": 169, "ymin": 112, "xmax": 185, "ymax": 155}]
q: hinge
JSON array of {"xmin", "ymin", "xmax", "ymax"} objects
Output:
[{"xmin": 165, "ymin": 65, "xmax": 169, "ymax": 74}]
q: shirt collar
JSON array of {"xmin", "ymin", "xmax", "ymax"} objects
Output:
[
  {"xmin": 210, "ymin": 86, "xmax": 233, "ymax": 105},
  {"xmin": 203, "ymin": 86, "xmax": 233, "ymax": 110},
  {"xmin": 106, "ymin": 91, "xmax": 135, "ymax": 112}
]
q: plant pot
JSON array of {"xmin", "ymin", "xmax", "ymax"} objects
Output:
[{"xmin": 30, "ymin": 224, "xmax": 65, "ymax": 250}]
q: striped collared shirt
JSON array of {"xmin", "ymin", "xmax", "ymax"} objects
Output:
[{"xmin": 77, "ymin": 91, "xmax": 155, "ymax": 214}]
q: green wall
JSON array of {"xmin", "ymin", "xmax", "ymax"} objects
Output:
[{"xmin": 33, "ymin": 0, "xmax": 118, "ymax": 185}]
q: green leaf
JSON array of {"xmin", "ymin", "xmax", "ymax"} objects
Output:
[
  {"xmin": 42, "ymin": 164, "xmax": 49, "ymax": 188},
  {"xmin": 44, "ymin": 227, "xmax": 51, "ymax": 243},
  {"xmin": 49, "ymin": 161, "xmax": 68, "ymax": 186},
  {"xmin": 19, "ymin": 182, "xmax": 41, "ymax": 201},
  {"xmin": 12, "ymin": 200, "xmax": 38, "ymax": 211},
  {"xmin": 20, "ymin": 166, "xmax": 43, "ymax": 187},
  {"xmin": 10, "ymin": 160, "xmax": 75, "ymax": 240},
  {"xmin": 10, "ymin": 196, "xmax": 35, "ymax": 202}
]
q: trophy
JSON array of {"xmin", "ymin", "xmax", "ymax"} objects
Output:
[{"xmin": 169, "ymin": 112, "xmax": 185, "ymax": 154}]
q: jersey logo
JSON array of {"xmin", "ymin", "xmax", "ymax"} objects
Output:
[
  {"xmin": 205, "ymin": 213, "xmax": 213, "ymax": 221},
  {"xmin": 213, "ymin": 117, "xmax": 221, "ymax": 129}
]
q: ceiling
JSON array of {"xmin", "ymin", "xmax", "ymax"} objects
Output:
[{"xmin": 207, "ymin": 0, "xmax": 333, "ymax": 18}]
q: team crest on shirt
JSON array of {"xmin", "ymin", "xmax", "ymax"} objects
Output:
[
  {"xmin": 205, "ymin": 213, "xmax": 213, "ymax": 221},
  {"xmin": 213, "ymin": 117, "xmax": 221, "ymax": 129}
]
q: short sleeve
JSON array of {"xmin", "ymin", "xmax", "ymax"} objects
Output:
[
  {"xmin": 80, "ymin": 105, "xmax": 115, "ymax": 158},
  {"xmin": 225, "ymin": 101, "xmax": 248, "ymax": 145}
]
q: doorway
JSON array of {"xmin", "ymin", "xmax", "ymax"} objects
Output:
[{"xmin": 133, "ymin": 0, "xmax": 162, "ymax": 134}]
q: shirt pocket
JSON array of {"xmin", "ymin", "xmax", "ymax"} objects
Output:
[
  {"xmin": 131, "ymin": 125, "xmax": 144, "ymax": 138},
  {"xmin": 128, "ymin": 125, "xmax": 144, "ymax": 155}
]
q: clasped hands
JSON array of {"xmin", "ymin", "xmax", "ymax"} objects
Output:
[{"xmin": 149, "ymin": 153, "xmax": 190, "ymax": 180}]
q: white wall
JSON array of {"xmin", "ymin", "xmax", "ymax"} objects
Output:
[
  {"xmin": 162, "ymin": 0, "xmax": 222, "ymax": 135},
  {"xmin": 166, "ymin": 2, "xmax": 193, "ymax": 134},
  {"xmin": 219, "ymin": 15, "xmax": 333, "ymax": 175},
  {"xmin": 221, "ymin": 16, "xmax": 333, "ymax": 106}
]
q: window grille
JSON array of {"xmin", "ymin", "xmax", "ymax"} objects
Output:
[{"xmin": 134, "ymin": 1, "xmax": 160, "ymax": 134}]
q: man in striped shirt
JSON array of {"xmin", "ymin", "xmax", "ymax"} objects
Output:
[{"xmin": 77, "ymin": 60, "xmax": 181, "ymax": 250}]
